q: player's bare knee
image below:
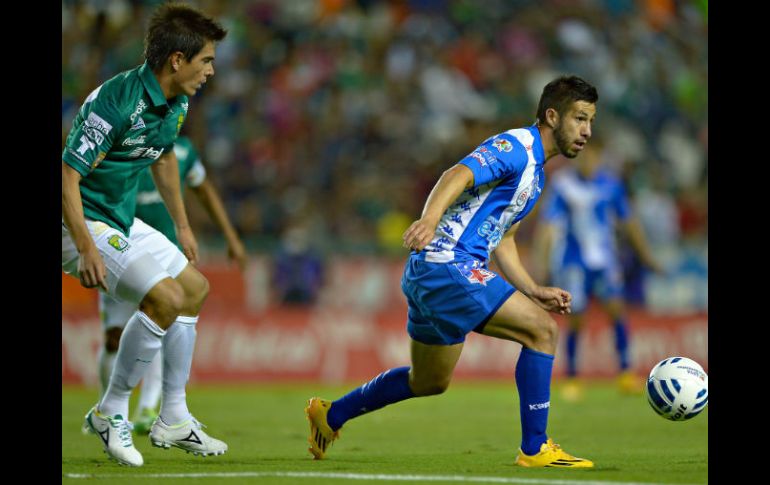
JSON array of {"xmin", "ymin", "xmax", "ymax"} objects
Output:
[
  {"xmin": 105, "ymin": 327, "xmax": 123, "ymax": 352},
  {"xmin": 409, "ymin": 375, "xmax": 451, "ymax": 396},
  {"xmin": 140, "ymin": 279, "xmax": 185, "ymax": 328},
  {"xmin": 533, "ymin": 314, "xmax": 558, "ymax": 353},
  {"xmin": 180, "ymin": 271, "xmax": 209, "ymax": 314}
]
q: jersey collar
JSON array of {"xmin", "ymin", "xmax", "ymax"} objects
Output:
[{"xmin": 138, "ymin": 62, "xmax": 170, "ymax": 107}]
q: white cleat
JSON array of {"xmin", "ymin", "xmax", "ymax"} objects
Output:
[
  {"xmin": 84, "ymin": 406, "xmax": 144, "ymax": 467},
  {"xmin": 149, "ymin": 415, "xmax": 228, "ymax": 456}
]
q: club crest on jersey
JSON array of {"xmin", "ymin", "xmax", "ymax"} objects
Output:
[
  {"xmin": 107, "ymin": 234, "xmax": 130, "ymax": 252},
  {"xmin": 454, "ymin": 260, "xmax": 496, "ymax": 286},
  {"xmin": 492, "ymin": 138, "xmax": 512, "ymax": 152}
]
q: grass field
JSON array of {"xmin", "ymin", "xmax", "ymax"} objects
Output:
[{"xmin": 62, "ymin": 381, "xmax": 707, "ymax": 484}]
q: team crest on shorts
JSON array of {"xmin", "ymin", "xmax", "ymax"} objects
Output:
[
  {"xmin": 107, "ymin": 234, "xmax": 130, "ymax": 252},
  {"xmin": 454, "ymin": 260, "xmax": 496, "ymax": 286}
]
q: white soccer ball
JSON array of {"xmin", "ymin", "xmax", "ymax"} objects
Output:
[{"xmin": 646, "ymin": 356, "xmax": 708, "ymax": 421}]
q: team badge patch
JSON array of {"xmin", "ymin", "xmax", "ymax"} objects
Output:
[
  {"xmin": 107, "ymin": 234, "xmax": 130, "ymax": 252},
  {"xmin": 492, "ymin": 138, "xmax": 512, "ymax": 152},
  {"xmin": 454, "ymin": 260, "xmax": 497, "ymax": 286}
]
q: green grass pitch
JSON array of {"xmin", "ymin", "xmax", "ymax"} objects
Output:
[{"xmin": 62, "ymin": 381, "xmax": 707, "ymax": 484}]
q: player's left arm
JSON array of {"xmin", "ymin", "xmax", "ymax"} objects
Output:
[
  {"xmin": 621, "ymin": 217, "xmax": 665, "ymax": 274},
  {"xmin": 189, "ymin": 178, "xmax": 247, "ymax": 270},
  {"xmin": 492, "ymin": 222, "xmax": 571, "ymax": 315},
  {"xmin": 151, "ymin": 150, "xmax": 198, "ymax": 264}
]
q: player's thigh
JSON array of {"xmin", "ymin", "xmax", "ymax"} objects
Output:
[
  {"xmin": 480, "ymin": 291, "xmax": 556, "ymax": 349},
  {"xmin": 62, "ymin": 220, "xmax": 172, "ymax": 305},
  {"xmin": 409, "ymin": 338, "xmax": 464, "ymax": 394}
]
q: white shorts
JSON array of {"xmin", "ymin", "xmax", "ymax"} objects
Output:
[{"xmin": 62, "ymin": 218, "xmax": 188, "ymax": 306}]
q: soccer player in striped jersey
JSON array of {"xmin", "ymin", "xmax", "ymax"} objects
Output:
[
  {"xmin": 307, "ymin": 76, "xmax": 599, "ymax": 468},
  {"xmin": 537, "ymin": 143, "xmax": 663, "ymax": 401}
]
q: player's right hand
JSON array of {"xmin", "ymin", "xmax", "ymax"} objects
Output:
[
  {"xmin": 402, "ymin": 219, "xmax": 437, "ymax": 252},
  {"xmin": 78, "ymin": 246, "xmax": 108, "ymax": 291}
]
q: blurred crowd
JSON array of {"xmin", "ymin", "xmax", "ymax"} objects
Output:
[{"xmin": 62, "ymin": 0, "xmax": 707, "ymax": 308}]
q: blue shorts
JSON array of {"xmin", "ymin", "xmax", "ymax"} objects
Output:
[
  {"xmin": 554, "ymin": 263, "xmax": 624, "ymax": 313},
  {"xmin": 401, "ymin": 257, "xmax": 516, "ymax": 345}
]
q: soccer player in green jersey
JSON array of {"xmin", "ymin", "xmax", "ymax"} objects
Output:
[
  {"xmin": 62, "ymin": 3, "xmax": 228, "ymax": 466},
  {"xmin": 96, "ymin": 136, "xmax": 247, "ymax": 436}
]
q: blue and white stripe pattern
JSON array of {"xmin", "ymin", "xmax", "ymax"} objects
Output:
[
  {"xmin": 646, "ymin": 357, "xmax": 708, "ymax": 421},
  {"xmin": 417, "ymin": 125, "xmax": 546, "ymax": 265}
]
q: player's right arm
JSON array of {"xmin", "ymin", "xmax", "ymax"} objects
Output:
[
  {"xmin": 62, "ymin": 162, "xmax": 107, "ymax": 291},
  {"xmin": 402, "ymin": 164, "xmax": 474, "ymax": 252}
]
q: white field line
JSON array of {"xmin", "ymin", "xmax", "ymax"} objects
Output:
[{"xmin": 63, "ymin": 470, "xmax": 703, "ymax": 485}]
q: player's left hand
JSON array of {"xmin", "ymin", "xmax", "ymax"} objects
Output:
[
  {"xmin": 177, "ymin": 226, "xmax": 199, "ymax": 265},
  {"xmin": 530, "ymin": 286, "xmax": 572, "ymax": 315}
]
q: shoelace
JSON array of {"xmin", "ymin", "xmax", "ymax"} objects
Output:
[{"xmin": 110, "ymin": 418, "xmax": 134, "ymax": 446}]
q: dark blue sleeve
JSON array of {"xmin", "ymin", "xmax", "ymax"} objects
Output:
[{"xmin": 612, "ymin": 178, "xmax": 631, "ymax": 221}]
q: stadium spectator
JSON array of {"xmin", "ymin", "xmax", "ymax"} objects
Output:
[
  {"xmin": 306, "ymin": 76, "xmax": 598, "ymax": 468},
  {"xmin": 62, "ymin": 3, "xmax": 228, "ymax": 466}
]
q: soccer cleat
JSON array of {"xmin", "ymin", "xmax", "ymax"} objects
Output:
[
  {"xmin": 132, "ymin": 407, "xmax": 159, "ymax": 435},
  {"xmin": 305, "ymin": 397, "xmax": 339, "ymax": 460},
  {"xmin": 515, "ymin": 438, "xmax": 594, "ymax": 468},
  {"xmin": 560, "ymin": 378, "xmax": 584, "ymax": 402},
  {"xmin": 618, "ymin": 370, "xmax": 644, "ymax": 395},
  {"xmin": 84, "ymin": 405, "xmax": 144, "ymax": 467},
  {"xmin": 149, "ymin": 415, "xmax": 227, "ymax": 456}
]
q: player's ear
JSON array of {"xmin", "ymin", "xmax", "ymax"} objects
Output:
[
  {"xmin": 169, "ymin": 51, "xmax": 185, "ymax": 72},
  {"xmin": 546, "ymin": 108, "xmax": 559, "ymax": 129}
]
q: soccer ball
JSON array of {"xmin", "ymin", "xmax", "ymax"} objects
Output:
[{"xmin": 645, "ymin": 357, "xmax": 708, "ymax": 421}]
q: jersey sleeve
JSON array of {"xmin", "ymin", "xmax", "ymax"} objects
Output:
[
  {"xmin": 458, "ymin": 135, "xmax": 528, "ymax": 187},
  {"xmin": 62, "ymin": 86, "xmax": 126, "ymax": 177},
  {"xmin": 185, "ymin": 159, "xmax": 206, "ymax": 188},
  {"xmin": 612, "ymin": 178, "xmax": 631, "ymax": 221}
]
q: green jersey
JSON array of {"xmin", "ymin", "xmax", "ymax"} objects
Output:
[
  {"xmin": 135, "ymin": 136, "xmax": 206, "ymax": 247},
  {"xmin": 62, "ymin": 62, "xmax": 189, "ymax": 236}
]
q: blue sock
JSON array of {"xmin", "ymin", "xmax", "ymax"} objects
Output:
[
  {"xmin": 614, "ymin": 318, "xmax": 629, "ymax": 370},
  {"xmin": 516, "ymin": 348, "xmax": 554, "ymax": 456},
  {"xmin": 566, "ymin": 329, "xmax": 579, "ymax": 377},
  {"xmin": 327, "ymin": 366, "xmax": 415, "ymax": 431}
]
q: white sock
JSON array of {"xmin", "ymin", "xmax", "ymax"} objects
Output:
[
  {"xmin": 99, "ymin": 311, "xmax": 165, "ymax": 418},
  {"xmin": 160, "ymin": 315, "xmax": 198, "ymax": 425},
  {"xmin": 97, "ymin": 347, "xmax": 116, "ymax": 399},
  {"xmin": 136, "ymin": 350, "xmax": 163, "ymax": 414}
]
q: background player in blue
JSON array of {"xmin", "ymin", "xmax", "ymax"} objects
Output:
[
  {"xmin": 306, "ymin": 76, "xmax": 598, "ymax": 468},
  {"xmin": 537, "ymin": 143, "xmax": 663, "ymax": 401}
]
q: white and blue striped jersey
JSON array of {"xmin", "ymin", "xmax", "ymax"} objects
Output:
[
  {"xmin": 541, "ymin": 167, "xmax": 630, "ymax": 270},
  {"xmin": 416, "ymin": 124, "xmax": 546, "ymax": 264}
]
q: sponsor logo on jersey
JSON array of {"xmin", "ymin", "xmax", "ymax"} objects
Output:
[
  {"xmin": 453, "ymin": 260, "xmax": 497, "ymax": 286},
  {"xmin": 130, "ymin": 117, "xmax": 146, "ymax": 130},
  {"xmin": 515, "ymin": 189, "xmax": 529, "ymax": 207},
  {"xmin": 122, "ymin": 135, "xmax": 146, "ymax": 146},
  {"xmin": 176, "ymin": 113, "xmax": 185, "ymax": 134},
  {"xmin": 128, "ymin": 146, "xmax": 164, "ymax": 160},
  {"xmin": 83, "ymin": 112, "xmax": 113, "ymax": 146},
  {"xmin": 107, "ymin": 234, "xmax": 130, "ymax": 252},
  {"xmin": 492, "ymin": 138, "xmax": 512, "ymax": 152},
  {"xmin": 477, "ymin": 216, "xmax": 504, "ymax": 248},
  {"xmin": 181, "ymin": 101, "xmax": 189, "ymax": 113}
]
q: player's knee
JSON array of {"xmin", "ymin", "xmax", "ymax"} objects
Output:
[
  {"xmin": 140, "ymin": 279, "xmax": 185, "ymax": 328},
  {"xmin": 104, "ymin": 327, "xmax": 123, "ymax": 353},
  {"xmin": 533, "ymin": 314, "xmax": 558, "ymax": 352},
  {"xmin": 410, "ymin": 375, "xmax": 451, "ymax": 396},
  {"xmin": 182, "ymin": 271, "xmax": 209, "ymax": 313}
]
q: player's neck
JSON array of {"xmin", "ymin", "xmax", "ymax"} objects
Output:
[
  {"xmin": 153, "ymin": 67, "xmax": 181, "ymax": 101},
  {"xmin": 537, "ymin": 125, "xmax": 560, "ymax": 161}
]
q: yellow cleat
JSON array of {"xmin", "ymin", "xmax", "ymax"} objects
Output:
[
  {"xmin": 515, "ymin": 438, "xmax": 594, "ymax": 468},
  {"xmin": 618, "ymin": 370, "xmax": 644, "ymax": 395},
  {"xmin": 305, "ymin": 397, "xmax": 339, "ymax": 460},
  {"xmin": 560, "ymin": 378, "xmax": 584, "ymax": 402}
]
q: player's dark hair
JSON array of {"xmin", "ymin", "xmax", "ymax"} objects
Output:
[
  {"xmin": 144, "ymin": 2, "xmax": 227, "ymax": 71},
  {"xmin": 536, "ymin": 76, "xmax": 598, "ymax": 124}
]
